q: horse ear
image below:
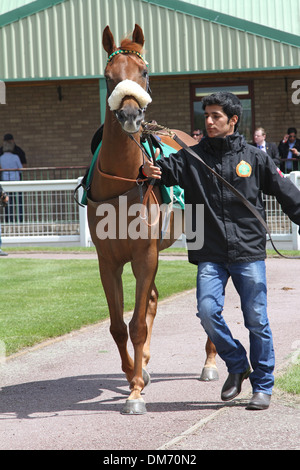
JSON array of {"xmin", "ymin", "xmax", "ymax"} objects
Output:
[
  {"xmin": 132, "ymin": 24, "xmax": 144, "ymax": 47},
  {"xmin": 103, "ymin": 25, "xmax": 117, "ymax": 55}
]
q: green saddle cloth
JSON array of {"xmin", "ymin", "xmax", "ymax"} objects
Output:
[{"xmin": 80, "ymin": 139, "xmax": 184, "ymax": 210}]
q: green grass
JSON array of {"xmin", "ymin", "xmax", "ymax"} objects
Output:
[
  {"xmin": 275, "ymin": 356, "xmax": 300, "ymax": 395},
  {"xmin": 4, "ymin": 246, "xmax": 299, "ymax": 257},
  {"xmin": 1, "ymin": 248, "xmax": 298, "ymax": 396},
  {"xmin": 0, "ymin": 258, "xmax": 196, "ymax": 356}
]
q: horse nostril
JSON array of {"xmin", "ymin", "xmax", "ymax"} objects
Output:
[
  {"xmin": 117, "ymin": 105, "xmax": 144, "ymax": 124},
  {"xmin": 115, "ymin": 109, "xmax": 126, "ymax": 122}
]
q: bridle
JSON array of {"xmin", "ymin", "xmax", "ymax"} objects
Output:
[
  {"xmin": 105, "ymin": 48, "xmax": 152, "ymax": 101},
  {"xmin": 98, "ymin": 49, "xmax": 158, "ymax": 225}
]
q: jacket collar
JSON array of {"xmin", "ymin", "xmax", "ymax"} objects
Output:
[{"xmin": 201, "ymin": 132, "xmax": 246, "ymax": 155}]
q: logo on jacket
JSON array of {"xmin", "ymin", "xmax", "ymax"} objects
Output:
[{"xmin": 236, "ymin": 160, "xmax": 252, "ymax": 177}]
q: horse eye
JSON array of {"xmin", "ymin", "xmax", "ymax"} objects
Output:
[{"xmin": 142, "ymin": 69, "xmax": 148, "ymax": 79}]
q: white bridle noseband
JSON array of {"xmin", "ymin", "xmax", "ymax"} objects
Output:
[{"xmin": 108, "ymin": 79, "xmax": 152, "ymax": 111}]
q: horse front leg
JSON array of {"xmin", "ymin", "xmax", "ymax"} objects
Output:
[
  {"xmin": 199, "ymin": 336, "xmax": 219, "ymax": 381},
  {"xmin": 98, "ymin": 259, "xmax": 134, "ymax": 383},
  {"xmin": 122, "ymin": 257, "xmax": 158, "ymax": 414}
]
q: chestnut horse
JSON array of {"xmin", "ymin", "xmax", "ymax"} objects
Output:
[{"xmin": 87, "ymin": 24, "xmax": 217, "ymax": 414}]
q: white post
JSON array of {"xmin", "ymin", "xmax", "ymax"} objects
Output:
[{"xmin": 77, "ymin": 178, "xmax": 90, "ymax": 247}]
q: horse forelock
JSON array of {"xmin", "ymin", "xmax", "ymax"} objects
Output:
[{"xmin": 120, "ymin": 38, "xmax": 144, "ymax": 55}]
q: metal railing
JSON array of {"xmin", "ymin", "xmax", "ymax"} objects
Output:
[
  {"xmin": 0, "ymin": 166, "xmax": 88, "ymax": 181},
  {"xmin": 280, "ymin": 158, "xmax": 300, "ymax": 173},
  {"xmin": 1, "ymin": 179, "xmax": 87, "ymax": 247},
  {"xmin": 264, "ymin": 171, "xmax": 300, "ymax": 251},
  {"xmin": 1, "ymin": 173, "xmax": 300, "ymax": 249}
]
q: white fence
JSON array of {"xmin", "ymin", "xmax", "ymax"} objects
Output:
[
  {"xmin": 1, "ymin": 173, "xmax": 300, "ymax": 250},
  {"xmin": 1, "ymin": 179, "xmax": 88, "ymax": 247}
]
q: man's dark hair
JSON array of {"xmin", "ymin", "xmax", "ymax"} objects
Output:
[
  {"xmin": 202, "ymin": 92, "xmax": 243, "ymax": 130},
  {"xmin": 287, "ymin": 127, "xmax": 297, "ymax": 135}
]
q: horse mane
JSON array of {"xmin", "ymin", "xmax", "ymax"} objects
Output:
[{"xmin": 120, "ymin": 38, "xmax": 144, "ymax": 54}]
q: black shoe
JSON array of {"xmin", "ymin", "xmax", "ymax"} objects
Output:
[
  {"xmin": 221, "ymin": 366, "xmax": 251, "ymax": 401},
  {"xmin": 246, "ymin": 392, "xmax": 271, "ymax": 410}
]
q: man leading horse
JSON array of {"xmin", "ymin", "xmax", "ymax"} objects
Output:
[{"xmin": 142, "ymin": 91, "xmax": 300, "ymax": 411}]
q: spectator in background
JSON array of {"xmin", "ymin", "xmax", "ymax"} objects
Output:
[
  {"xmin": 0, "ymin": 140, "xmax": 23, "ymax": 181},
  {"xmin": 0, "ymin": 134, "xmax": 27, "ymax": 168},
  {"xmin": 0, "ymin": 141, "xmax": 23, "ymax": 222},
  {"xmin": 192, "ymin": 129, "xmax": 204, "ymax": 142},
  {"xmin": 252, "ymin": 127, "xmax": 280, "ymax": 167},
  {"xmin": 278, "ymin": 127, "xmax": 300, "ymax": 173}
]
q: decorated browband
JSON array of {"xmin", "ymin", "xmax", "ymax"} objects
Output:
[{"xmin": 107, "ymin": 49, "xmax": 148, "ymax": 66}]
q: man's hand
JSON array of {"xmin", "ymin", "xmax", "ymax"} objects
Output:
[
  {"xmin": 291, "ymin": 148, "xmax": 300, "ymax": 156},
  {"xmin": 142, "ymin": 148, "xmax": 162, "ymax": 179}
]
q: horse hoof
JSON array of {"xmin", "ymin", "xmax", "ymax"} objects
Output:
[
  {"xmin": 142, "ymin": 368, "xmax": 151, "ymax": 387},
  {"xmin": 199, "ymin": 366, "xmax": 219, "ymax": 382},
  {"xmin": 121, "ymin": 398, "xmax": 147, "ymax": 415}
]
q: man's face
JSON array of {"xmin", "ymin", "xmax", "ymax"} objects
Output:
[
  {"xmin": 3, "ymin": 139, "xmax": 14, "ymax": 147},
  {"xmin": 204, "ymin": 105, "xmax": 238, "ymax": 138},
  {"xmin": 192, "ymin": 131, "xmax": 203, "ymax": 142},
  {"xmin": 254, "ymin": 131, "xmax": 265, "ymax": 146},
  {"xmin": 288, "ymin": 132, "xmax": 297, "ymax": 143}
]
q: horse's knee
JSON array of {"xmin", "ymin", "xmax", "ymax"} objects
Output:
[
  {"xmin": 110, "ymin": 322, "xmax": 128, "ymax": 344},
  {"xmin": 128, "ymin": 318, "xmax": 147, "ymax": 345}
]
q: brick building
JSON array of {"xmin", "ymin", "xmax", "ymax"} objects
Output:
[{"xmin": 0, "ymin": 0, "xmax": 299, "ymax": 169}]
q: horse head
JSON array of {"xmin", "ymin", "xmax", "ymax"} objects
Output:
[{"xmin": 103, "ymin": 24, "xmax": 152, "ymax": 134}]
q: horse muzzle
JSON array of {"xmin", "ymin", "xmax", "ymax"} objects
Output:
[
  {"xmin": 108, "ymin": 79, "xmax": 152, "ymax": 134},
  {"xmin": 115, "ymin": 104, "xmax": 145, "ymax": 134}
]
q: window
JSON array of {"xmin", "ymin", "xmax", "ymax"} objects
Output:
[{"xmin": 191, "ymin": 82, "xmax": 254, "ymax": 142}]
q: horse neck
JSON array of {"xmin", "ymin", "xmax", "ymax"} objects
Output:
[{"xmin": 91, "ymin": 108, "xmax": 143, "ymax": 201}]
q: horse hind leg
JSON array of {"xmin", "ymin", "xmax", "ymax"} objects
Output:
[
  {"xmin": 141, "ymin": 283, "xmax": 159, "ymax": 387},
  {"xmin": 199, "ymin": 336, "xmax": 219, "ymax": 381}
]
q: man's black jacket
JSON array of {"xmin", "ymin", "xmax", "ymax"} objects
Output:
[{"xmin": 147, "ymin": 133, "xmax": 300, "ymax": 265}]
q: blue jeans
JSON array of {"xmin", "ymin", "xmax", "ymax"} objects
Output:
[{"xmin": 196, "ymin": 261, "xmax": 275, "ymax": 395}]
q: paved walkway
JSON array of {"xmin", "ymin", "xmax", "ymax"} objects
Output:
[{"xmin": 0, "ymin": 256, "xmax": 299, "ymax": 451}]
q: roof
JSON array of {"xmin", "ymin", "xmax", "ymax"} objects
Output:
[
  {"xmin": 0, "ymin": 0, "xmax": 64, "ymax": 23},
  {"xmin": 178, "ymin": 0, "xmax": 300, "ymax": 37},
  {"xmin": 0, "ymin": 0, "xmax": 35, "ymax": 16},
  {"xmin": 0, "ymin": 0, "xmax": 299, "ymax": 81}
]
